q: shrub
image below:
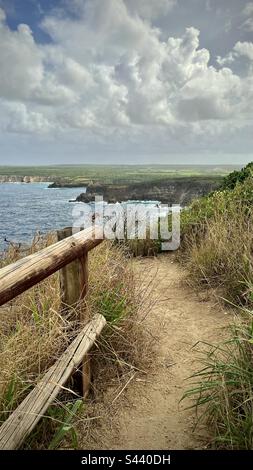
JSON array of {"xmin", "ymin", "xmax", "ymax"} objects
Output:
[{"xmin": 221, "ymin": 162, "xmax": 253, "ymax": 191}]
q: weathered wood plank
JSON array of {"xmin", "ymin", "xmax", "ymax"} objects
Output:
[
  {"xmin": 0, "ymin": 314, "xmax": 106, "ymax": 450},
  {"xmin": 79, "ymin": 251, "xmax": 89, "ymax": 303},
  {"xmin": 57, "ymin": 228, "xmax": 90, "ymax": 397},
  {"xmin": 57, "ymin": 227, "xmax": 82, "ymax": 309},
  {"xmin": 0, "ymin": 225, "xmax": 104, "ymax": 307},
  {"xmin": 78, "ymin": 251, "xmax": 91, "ymax": 396}
]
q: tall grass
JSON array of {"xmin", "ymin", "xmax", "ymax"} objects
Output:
[
  {"xmin": 0, "ymin": 233, "xmax": 66, "ymax": 423},
  {"xmin": 180, "ymin": 167, "xmax": 253, "ymax": 449},
  {"xmin": 85, "ymin": 241, "xmax": 155, "ymax": 395},
  {"xmin": 181, "ymin": 178, "xmax": 253, "ymax": 305},
  {"xmin": 183, "ymin": 313, "xmax": 253, "ymax": 449}
]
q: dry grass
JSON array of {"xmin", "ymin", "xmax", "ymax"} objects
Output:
[
  {"xmin": 0, "ymin": 235, "xmax": 155, "ymax": 449},
  {"xmin": 0, "ymin": 233, "xmax": 70, "ymax": 422},
  {"xmin": 181, "ymin": 198, "xmax": 253, "ymax": 305}
]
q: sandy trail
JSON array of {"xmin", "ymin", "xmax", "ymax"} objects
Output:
[{"xmin": 87, "ymin": 254, "xmax": 230, "ymax": 450}]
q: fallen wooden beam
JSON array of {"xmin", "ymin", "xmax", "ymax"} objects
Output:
[
  {"xmin": 0, "ymin": 225, "xmax": 104, "ymax": 307},
  {"xmin": 0, "ymin": 313, "xmax": 106, "ymax": 450}
]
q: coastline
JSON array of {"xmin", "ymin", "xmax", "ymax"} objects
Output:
[
  {"xmin": 74, "ymin": 177, "xmax": 221, "ymax": 206},
  {"xmin": 0, "ymin": 175, "xmax": 55, "ymax": 184},
  {"xmin": 0, "ymin": 174, "xmax": 222, "ymax": 207}
]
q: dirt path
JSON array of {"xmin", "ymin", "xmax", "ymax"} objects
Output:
[{"xmin": 87, "ymin": 254, "xmax": 230, "ymax": 450}]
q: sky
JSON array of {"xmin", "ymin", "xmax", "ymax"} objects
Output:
[{"xmin": 0, "ymin": 0, "xmax": 253, "ymax": 165}]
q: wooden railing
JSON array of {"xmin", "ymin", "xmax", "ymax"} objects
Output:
[
  {"xmin": 0, "ymin": 225, "xmax": 104, "ymax": 306},
  {"xmin": 0, "ymin": 226, "xmax": 106, "ymax": 449}
]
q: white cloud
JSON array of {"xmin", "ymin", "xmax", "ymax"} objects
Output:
[
  {"xmin": 243, "ymin": 2, "xmax": 253, "ymax": 17},
  {"xmin": 0, "ymin": 13, "xmax": 75, "ymax": 106},
  {"xmin": 242, "ymin": 17, "xmax": 253, "ymax": 31},
  {"xmin": 216, "ymin": 52, "xmax": 235, "ymax": 66},
  {"xmin": 234, "ymin": 41, "xmax": 253, "ymax": 61},
  {"xmin": 241, "ymin": 2, "xmax": 253, "ymax": 31},
  {"xmin": 0, "ymin": 101, "xmax": 52, "ymax": 134},
  {"xmin": 176, "ymin": 67, "xmax": 242, "ymax": 121},
  {"xmin": 0, "ymin": 1, "xmax": 252, "ymax": 155},
  {"xmin": 0, "ymin": 19, "xmax": 43, "ymax": 101},
  {"xmin": 0, "ymin": 6, "xmax": 6, "ymax": 22},
  {"xmin": 125, "ymin": 0, "xmax": 176, "ymax": 20},
  {"xmin": 63, "ymin": 0, "xmax": 177, "ymax": 22},
  {"xmin": 216, "ymin": 40, "xmax": 253, "ymax": 69}
]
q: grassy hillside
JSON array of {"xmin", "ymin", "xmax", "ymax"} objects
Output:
[
  {"xmin": 181, "ymin": 163, "xmax": 253, "ymax": 449},
  {"xmin": 181, "ymin": 162, "xmax": 253, "ymax": 305}
]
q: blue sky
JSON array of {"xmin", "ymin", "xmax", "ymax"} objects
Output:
[
  {"xmin": 0, "ymin": 0, "xmax": 252, "ymax": 164},
  {"xmin": 2, "ymin": 0, "xmax": 253, "ymax": 57},
  {"xmin": 0, "ymin": 0, "xmax": 58, "ymax": 42}
]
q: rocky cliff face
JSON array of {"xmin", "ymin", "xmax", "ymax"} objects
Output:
[
  {"xmin": 75, "ymin": 178, "xmax": 221, "ymax": 206},
  {"xmin": 0, "ymin": 175, "xmax": 54, "ymax": 183}
]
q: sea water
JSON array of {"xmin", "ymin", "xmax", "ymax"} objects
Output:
[{"xmin": 0, "ymin": 182, "xmax": 84, "ymax": 251}]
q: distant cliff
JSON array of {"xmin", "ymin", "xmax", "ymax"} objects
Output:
[
  {"xmin": 75, "ymin": 178, "xmax": 221, "ymax": 206},
  {"xmin": 0, "ymin": 175, "xmax": 55, "ymax": 183},
  {"xmin": 48, "ymin": 179, "xmax": 87, "ymax": 188}
]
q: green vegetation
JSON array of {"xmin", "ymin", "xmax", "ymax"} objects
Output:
[
  {"xmin": 24, "ymin": 399, "xmax": 84, "ymax": 450},
  {"xmin": 221, "ymin": 162, "xmax": 253, "ymax": 190},
  {"xmin": 122, "ymin": 236, "xmax": 161, "ymax": 257},
  {"xmin": 181, "ymin": 162, "xmax": 253, "ymax": 449},
  {"xmin": 183, "ymin": 317, "xmax": 253, "ymax": 449},
  {"xmin": 47, "ymin": 399, "xmax": 84, "ymax": 450},
  {"xmin": 181, "ymin": 172, "xmax": 253, "ymax": 305},
  {"xmin": 0, "ymin": 164, "xmax": 237, "ymax": 185}
]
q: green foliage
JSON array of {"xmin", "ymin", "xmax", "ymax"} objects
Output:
[
  {"xmin": 48, "ymin": 399, "xmax": 84, "ymax": 450},
  {"xmin": 182, "ymin": 316, "xmax": 253, "ymax": 449},
  {"xmin": 1, "ymin": 376, "xmax": 30, "ymax": 421},
  {"xmin": 180, "ymin": 166, "xmax": 253, "ymax": 304},
  {"xmin": 181, "ymin": 170, "xmax": 253, "ymax": 233},
  {"xmin": 221, "ymin": 162, "xmax": 253, "ymax": 191},
  {"xmin": 23, "ymin": 399, "xmax": 84, "ymax": 450},
  {"xmin": 96, "ymin": 285, "xmax": 128, "ymax": 324},
  {"xmin": 122, "ymin": 236, "xmax": 161, "ymax": 257}
]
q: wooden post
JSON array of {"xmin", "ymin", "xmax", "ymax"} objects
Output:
[
  {"xmin": 57, "ymin": 227, "xmax": 90, "ymax": 397},
  {"xmin": 79, "ymin": 251, "xmax": 91, "ymax": 397},
  {"xmin": 57, "ymin": 228, "xmax": 83, "ymax": 313}
]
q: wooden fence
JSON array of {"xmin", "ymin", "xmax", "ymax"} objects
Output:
[{"xmin": 0, "ymin": 225, "xmax": 106, "ymax": 449}]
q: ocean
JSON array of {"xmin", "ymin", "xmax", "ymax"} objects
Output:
[{"xmin": 0, "ymin": 182, "xmax": 84, "ymax": 251}]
